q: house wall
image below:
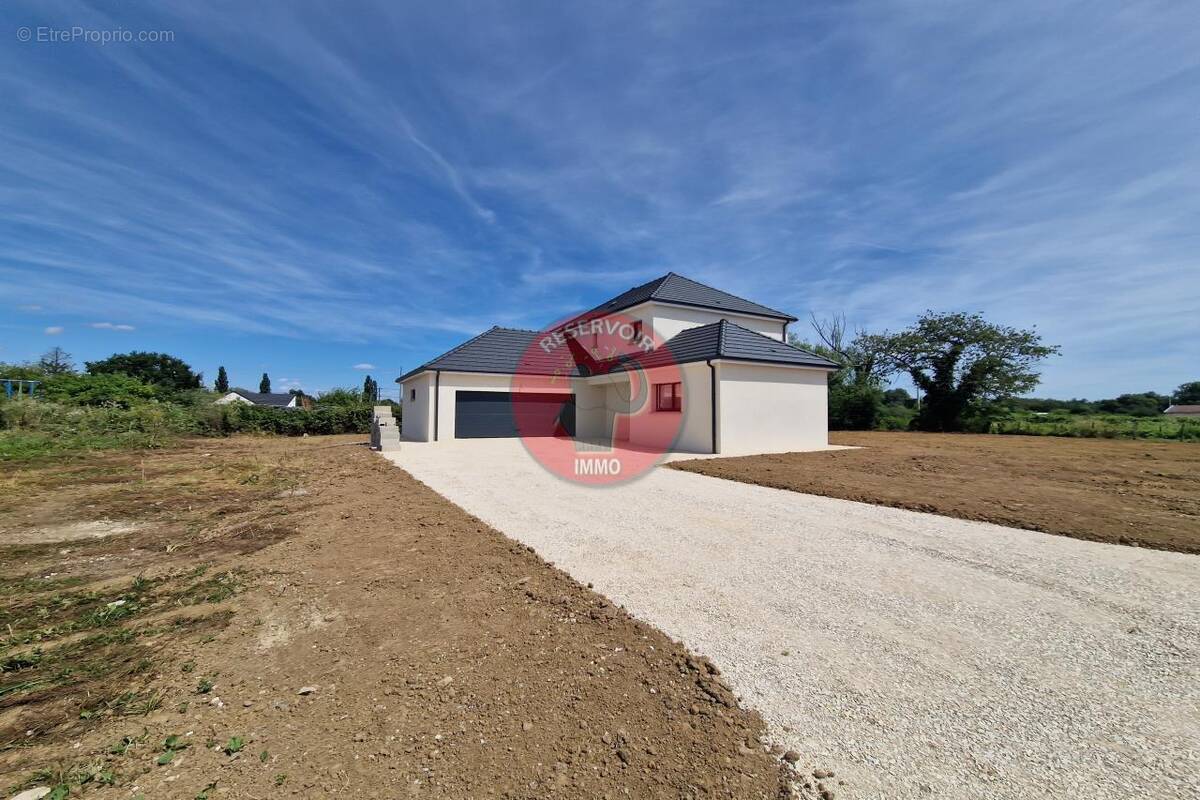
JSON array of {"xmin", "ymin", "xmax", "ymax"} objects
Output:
[
  {"xmin": 643, "ymin": 302, "xmax": 786, "ymax": 342},
  {"xmin": 574, "ymin": 381, "xmax": 612, "ymax": 441},
  {"xmin": 715, "ymin": 362, "xmax": 828, "ymax": 454},
  {"xmin": 400, "ymin": 372, "xmax": 435, "ymax": 441},
  {"xmin": 607, "ymin": 363, "xmax": 714, "ymax": 454},
  {"xmin": 579, "ymin": 302, "xmax": 785, "ymax": 350}
]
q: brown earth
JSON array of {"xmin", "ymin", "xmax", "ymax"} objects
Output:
[
  {"xmin": 1, "ymin": 436, "xmax": 797, "ymax": 799},
  {"xmin": 671, "ymin": 431, "xmax": 1200, "ymax": 553}
]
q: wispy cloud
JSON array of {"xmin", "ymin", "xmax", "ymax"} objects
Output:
[
  {"xmin": 90, "ymin": 322, "xmax": 136, "ymax": 331},
  {"xmin": 1, "ymin": 0, "xmax": 1196, "ymax": 396},
  {"xmin": 44, "ymin": 326, "xmax": 64, "ymax": 335},
  {"xmin": 352, "ymin": 363, "xmax": 376, "ymax": 370}
]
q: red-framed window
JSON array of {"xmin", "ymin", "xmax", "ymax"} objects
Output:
[{"xmin": 655, "ymin": 382, "xmax": 682, "ymax": 412}]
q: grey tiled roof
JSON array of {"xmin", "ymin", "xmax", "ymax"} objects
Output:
[
  {"xmin": 632, "ymin": 320, "xmax": 839, "ymax": 370},
  {"xmin": 397, "ymin": 321, "xmax": 836, "ymax": 384},
  {"xmin": 396, "ymin": 327, "xmax": 579, "ymax": 383},
  {"xmin": 230, "ymin": 389, "xmax": 296, "ymax": 408},
  {"xmin": 587, "ymin": 272, "xmax": 798, "ymax": 321}
]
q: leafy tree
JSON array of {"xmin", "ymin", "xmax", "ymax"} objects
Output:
[
  {"xmin": 41, "ymin": 373, "xmax": 160, "ymax": 407},
  {"xmin": 882, "ymin": 388, "xmax": 913, "ymax": 407},
  {"xmin": 1173, "ymin": 381, "xmax": 1200, "ymax": 404},
  {"xmin": 1095, "ymin": 392, "xmax": 1169, "ymax": 417},
  {"xmin": 790, "ymin": 315, "xmax": 892, "ymax": 430},
  {"xmin": 829, "ymin": 384, "xmax": 885, "ymax": 430},
  {"xmin": 38, "ymin": 346, "xmax": 75, "ymax": 375},
  {"xmin": 259, "ymin": 373, "xmax": 271, "ymax": 393},
  {"xmin": 86, "ymin": 351, "xmax": 202, "ymax": 392},
  {"xmin": 316, "ymin": 387, "xmax": 367, "ymax": 407},
  {"xmin": 870, "ymin": 311, "xmax": 1059, "ymax": 432},
  {"xmin": 215, "ymin": 366, "xmax": 230, "ymax": 393},
  {"xmin": 0, "ymin": 361, "xmax": 47, "ymax": 381},
  {"xmin": 361, "ymin": 375, "xmax": 378, "ymax": 402}
]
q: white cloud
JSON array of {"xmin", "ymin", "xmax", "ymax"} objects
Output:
[
  {"xmin": 44, "ymin": 326, "xmax": 64, "ymax": 335},
  {"xmin": 90, "ymin": 322, "xmax": 136, "ymax": 331},
  {"xmin": 352, "ymin": 363, "xmax": 375, "ymax": 370}
]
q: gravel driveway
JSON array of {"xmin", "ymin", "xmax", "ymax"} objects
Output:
[{"xmin": 385, "ymin": 440, "xmax": 1200, "ymax": 799}]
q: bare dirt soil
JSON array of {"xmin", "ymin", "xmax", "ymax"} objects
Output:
[
  {"xmin": 672, "ymin": 431, "xmax": 1200, "ymax": 553},
  {"xmin": 1, "ymin": 436, "xmax": 794, "ymax": 799}
]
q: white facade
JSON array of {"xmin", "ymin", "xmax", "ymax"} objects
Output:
[
  {"xmin": 714, "ymin": 362, "xmax": 829, "ymax": 454},
  {"xmin": 637, "ymin": 301, "xmax": 786, "ymax": 342}
]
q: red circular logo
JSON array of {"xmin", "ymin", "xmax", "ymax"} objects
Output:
[{"xmin": 512, "ymin": 311, "xmax": 684, "ymax": 485}]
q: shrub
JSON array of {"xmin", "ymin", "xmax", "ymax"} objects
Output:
[
  {"xmin": 829, "ymin": 384, "xmax": 883, "ymax": 430},
  {"xmin": 40, "ymin": 373, "xmax": 161, "ymax": 408}
]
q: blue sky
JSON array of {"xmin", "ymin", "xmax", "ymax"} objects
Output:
[{"xmin": 3, "ymin": 1, "xmax": 1197, "ymax": 399}]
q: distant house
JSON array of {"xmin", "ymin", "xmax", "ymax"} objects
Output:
[
  {"xmin": 1164, "ymin": 404, "xmax": 1200, "ymax": 418},
  {"xmin": 215, "ymin": 389, "xmax": 302, "ymax": 409}
]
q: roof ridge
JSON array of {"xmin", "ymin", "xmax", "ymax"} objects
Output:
[
  {"xmin": 421, "ymin": 325, "xmax": 503, "ymax": 365},
  {"xmin": 493, "ymin": 325, "xmax": 542, "ymax": 333}
]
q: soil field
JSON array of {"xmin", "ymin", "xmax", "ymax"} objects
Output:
[
  {"xmin": 1, "ymin": 437, "xmax": 798, "ymax": 799},
  {"xmin": 672, "ymin": 431, "xmax": 1200, "ymax": 553}
]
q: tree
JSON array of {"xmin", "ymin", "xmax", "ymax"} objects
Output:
[
  {"xmin": 316, "ymin": 387, "xmax": 367, "ymax": 407},
  {"xmin": 790, "ymin": 314, "xmax": 891, "ymax": 430},
  {"xmin": 38, "ymin": 346, "xmax": 75, "ymax": 375},
  {"xmin": 86, "ymin": 351, "xmax": 202, "ymax": 391},
  {"xmin": 361, "ymin": 375, "xmax": 378, "ymax": 402},
  {"xmin": 871, "ymin": 312, "xmax": 1059, "ymax": 432},
  {"xmin": 1174, "ymin": 381, "xmax": 1200, "ymax": 404},
  {"xmin": 1096, "ymin": 392, "xmax": 1169, "ymax": 417},
  {"xmin": 41, "ymin": 373, "xmax": 159, "ymax": 408},
  {"xmin": 215, "ymin": 366, "xmax": 230, "ymax": 393},
  {"xmin": 259, "ymin": 373, "xmax": 271, "ymax": 393},
  {"xmin": 805, "ymin": 313, "xmax": 891, "ymax": 388},
  {"xmin": 882, "ymin": 388, "xmax": 913, "ymax": 407}
]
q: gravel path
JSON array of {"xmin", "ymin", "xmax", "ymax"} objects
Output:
[{"xmin": 385, "ymin": 440, "xmax": 1200, "ymax": 799}]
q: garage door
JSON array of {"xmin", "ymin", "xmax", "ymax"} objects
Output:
[{"xmin": 454, "ymin": 391, "xmax": 575, "ymax": 439}]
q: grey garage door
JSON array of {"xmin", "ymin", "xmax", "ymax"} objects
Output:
[{"xmin": 454, "ymin": 391, "xmax": 575, "ymax": 439}]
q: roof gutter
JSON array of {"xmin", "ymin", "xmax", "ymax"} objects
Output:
[
  {"xmin": 707, "ymin": 359, "xmax": 719, "ymax": 455},
  {"xmin": 433, "ymin": 370, "xmax": 441, "ymax": 442}
]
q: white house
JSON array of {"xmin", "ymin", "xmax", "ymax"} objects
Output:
[
  {"xmin": 395, "ymin": 273, "xmax": 838, "ymax": 455},
  {"xmin": 214, "ymin": 389, "xmax": 300, "ymax": 408}
]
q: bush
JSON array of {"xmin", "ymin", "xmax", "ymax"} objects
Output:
[
  {"xmin": 202, "ymin": 404, "xmax": 373, "ymax": 437},
  {"xmin": 40, "ymin": 373, "xmax": 161, "ymax": 408},
  {"xmin": 829, "ymin": 384, "xmax": 884, "ymax": 430},
  {"xmin": 0, "ymin": 398, "xmax": 200, "ymax": 461},
  {"xmin": 0, "ymin": 392, "xmax": 374, "ymax": 463}
]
